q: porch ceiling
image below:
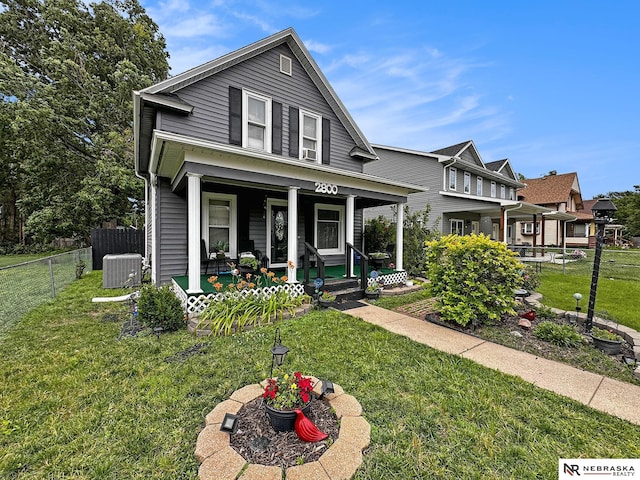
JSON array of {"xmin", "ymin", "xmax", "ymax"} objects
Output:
[{"xmin": 150, "ymin": 130, "xmax": 425, "ymax": 202}]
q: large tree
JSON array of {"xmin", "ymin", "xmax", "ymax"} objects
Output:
[
  {"xmin": 606, "ymin": 186, "xmax": 640, "ymax": 238},
  {"xmin": 0, "ymin": 0, "xmax": 169, "ymax": 246}
]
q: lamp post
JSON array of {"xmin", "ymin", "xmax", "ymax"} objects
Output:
[
  {"xmin": 269, "ymin": 327, "xmax": 289, "ymax": 379},
  {"xmin": 585, "ymin": 198, "xmax": 617, "ymax": 332}
]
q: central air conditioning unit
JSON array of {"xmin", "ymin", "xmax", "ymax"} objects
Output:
[
  {"xmin": 102, "ymin": 253, "xmax": 142, "ymax": 288},
  {"xmin": 303, "ymin": 148, "xmax": 317, "ymax": 161}
]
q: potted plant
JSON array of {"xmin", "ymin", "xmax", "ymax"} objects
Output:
[
  {"xmin": 369, "ymin": 251, "xmax": 388, "ymax": 271},
  {"xmin": 239, "ymin": 255, "xmax": 259, "ymax": 275},
  {"xmin": 590, "ymin": 326, "xmax": 623, "ymax": 355},
  {"xmin": 263, "ymin": 371, "xmax": 314, "ymax": 431},
  {"xmin": 318, "ymin": 290, "xmax": 337, "ymax": 307},
  {"xmin": 365, "ymin": 280, "xmax": 382, "ymax": 300}
]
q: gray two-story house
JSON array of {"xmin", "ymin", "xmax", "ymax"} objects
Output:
[
  {"xmin": 133, "ymin": 28, "xmax": 420, "ymax": 309},
  {"xmin": 364, "ymin": 140, "xmax": 575, "ymax": 244}
]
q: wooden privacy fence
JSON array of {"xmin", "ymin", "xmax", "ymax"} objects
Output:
[{"xmin": 91, "ymin": 229, "xmax": 144, "ymax": 270}]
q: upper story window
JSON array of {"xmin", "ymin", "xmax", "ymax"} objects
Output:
[
  {"xmin": 243, "ymin": 90, "xmax": 272, "ymax": 152},
  {"xmin": 300, "ymin": 110, "xmax": 322, "ymax": 162},
  {"xmin": 500, "ymin": 184, "xmax": 506, "ymax": 199},
  {"xmin": 490, "ymin": 181, "xmax": 497, "ymax": 198},
  {"xmin": 463, "ymin": 172, "xmax": 471, "ymax": 194},
  {"xmin": 449, "ymin": 167, "xmax": 457, "ymax": 190},
  {"xmin": 509, "ymin": 187, "xmax": 515, "ymax": 200},
  {"xmin": 477, "ymin": 176, "xmax": 483, "ymax": 196}
]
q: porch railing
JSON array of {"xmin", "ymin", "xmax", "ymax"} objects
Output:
[
  {"xmin": 302, "ymin": 242, "xmax": 325, "ymax": 285},
  {"xmin": 346, "ymin": 243, "xmax": 368, "ymax": 291}
]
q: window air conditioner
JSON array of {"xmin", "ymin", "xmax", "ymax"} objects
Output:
[{"xmin": 303, "ymin": 148, "xmax": 317, "ymax": 161}]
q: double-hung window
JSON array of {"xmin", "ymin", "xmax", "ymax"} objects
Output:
[
  {"xmin": 243, "ymin": 90, "xmax": 272, "ymax": 152},
  {"xmin": 500, "ymin": 184, "xmax": 506, "ymax": 199},
  {"xmin": 300, "ymin": 110, "xmax": 322, "ymax": 161},
  {"xmin": 476, "ymin": 176, "xmax": 483, "ymax": 196},
  {"xmin": 522, "ymin": 222, "xmax": 539, "ymax": 235},
  {"xmin": 315, "ymin": 204, "xmax": 344, "ymax": 255},
  {"xmin": 463, "ymin": 172, "xmax": 471, "ymax": 194},
  {"xmin": 202, "ymin": 193, "xmax": 237, "ymax": 259},
  {"xmin": 449, "ymin": 167, "xmax": 457, "ymax": 190},
  {"xmin": 509, "ymin": 187, "xmax": 515, "ymax": 200},
  {"xmin": 490, "ymin": 181, "xmax": 497, "ymax": 198}
]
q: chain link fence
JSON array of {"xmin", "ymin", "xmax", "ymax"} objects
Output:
[{"xmin": 0, "ymin": 248, "xmax": 92, "ymax": 337}]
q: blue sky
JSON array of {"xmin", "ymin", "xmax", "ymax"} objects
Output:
[{"xmin": 140, "ymin": 0, "xmax": 639, "ymax": 200}]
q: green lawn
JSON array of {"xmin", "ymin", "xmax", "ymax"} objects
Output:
[
  {"xmin": 1, "ymin": 272, "xmax": 639, "ymax": 479},
  {"xmin": 0, "ymin": 254, "xmax": 50, "ymax": 268},
  {"xmin": 537, "ymin": 250, "xmax": 640, "ymax": 331}
]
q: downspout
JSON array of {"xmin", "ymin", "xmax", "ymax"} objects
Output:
[
  {"xmin": 501, "ymin": 202, "xmax": 524, "ymax": 243},
  {"xmin": 133, "ymin": 90, "xmax": 152, "ymax": 280},
  {"xmin": 442, "ymin": 157, "xmax": 460, "ymax": 192}
]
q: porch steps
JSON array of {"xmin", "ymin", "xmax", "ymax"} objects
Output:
[{"xmin": 304, "ymin": 277, "xmax": 365, "ymax": 303}]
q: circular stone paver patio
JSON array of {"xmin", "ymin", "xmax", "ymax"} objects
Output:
[{"xmin": 195, "ymin": 378, "xmax": 370, "ymax": 480}]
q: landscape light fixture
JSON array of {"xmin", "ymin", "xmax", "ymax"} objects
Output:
[
  {"xmin": 573, "ymin": 293, "xmax": 582, "ymax": 312},
  {"xmin": 585, "ymin": 198, "xmax": 617, "ymax": 332},
  {"xmin": 622, "ymin": 356, "xmax": 637, "ymax": 367},
  {"xmin": 318, "ymin": 379, "xmax": 335, "ymax": 399},
  {"xmin": 269, "ymin": 327, "xmax": 289, "ymax": 379},
  {"xmin": 220, "ymin": 413, "xmax": 239, "ymax": 434}
]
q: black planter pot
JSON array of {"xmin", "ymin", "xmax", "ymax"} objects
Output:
[
  {"xmin": 318, "ymin": 297, "xmax": 336, "ymax": 308},
  {"xmin": 591, "ymin": 334, "xmax": 623, "ymax": 355},
  {"xmin": 365, "ymin": 289, "xmax": 381, "ymax": 300},
  {"xmin": 265, "ymin": 402, "xmax": 311, "ymax": 432}
]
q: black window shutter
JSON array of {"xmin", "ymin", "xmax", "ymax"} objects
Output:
[
  {"xmin": 288, "ymin": 106, "xmax": 299, "ymax": 158},
  {"xmin": 229, "ymin": 86, "xmax": 242, "ymax": 146},
  {"xmin": 322, "ymin": 118, "xmax": 330, "ymax": 165},
  {"xmin": 272, "ymin": 101, "xmax": 282, "ymax": 155}
]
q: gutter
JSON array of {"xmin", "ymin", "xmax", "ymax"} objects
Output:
[{"xmin": 501, "ymin": 202, "xmax": 524, "ymax": 243}]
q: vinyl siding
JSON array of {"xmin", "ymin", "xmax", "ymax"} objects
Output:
[
  {"xmin": 156, "ymin": 178, "xmax": 188, "ymax": 284},
  {"xmin": 158, "ymin": 44, "xmax": 362, "ymax": 173}
]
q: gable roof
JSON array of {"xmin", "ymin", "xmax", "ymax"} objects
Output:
[
  {"xmin": 485, "ymin": 158, "xmax": 518, "ymax": 182},
  {"xmin": 431, "ymin": 140, "xmax": 485, "ymax": 168},
  {"xmin": 518, "ymin": 172, "xmax": 583, "ymax": 208},
  {"xmin": 135, "ymin": 27, "xmax": 376, "ymax": 161}
]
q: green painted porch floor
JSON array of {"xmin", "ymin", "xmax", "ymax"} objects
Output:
[{"xmin": 173, "ymin": 265, "xmax": 396, "ymax": 295}]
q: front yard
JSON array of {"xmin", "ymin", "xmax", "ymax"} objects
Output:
[{"xmin": 1, "ymin": 272, "xmax": 639, "ymax": 479}]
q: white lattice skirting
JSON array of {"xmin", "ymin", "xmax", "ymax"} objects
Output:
[
  {"xmin": 173, "ymin": 280, "xmax": 306, "ymax": 315},
  {"xmin": 370, "ymin": 270, "xmax": 407, "ymax": 288}
]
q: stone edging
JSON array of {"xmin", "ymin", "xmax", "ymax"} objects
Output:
[
  {"xmin": 195, "ymin": 378, "xmax": 370, "ymax": 480},
  {"xmin": 526, "ymin": 292, "xmax": 640, "ymax": 376}
]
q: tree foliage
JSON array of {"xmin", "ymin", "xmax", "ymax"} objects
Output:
[
  {"xmin": 605, "ymin": 186, "xmax": 640, "ymax": 237},
  {"xmin": 0, "ymin": 0, "xmax": 169, "ymax": 246}
]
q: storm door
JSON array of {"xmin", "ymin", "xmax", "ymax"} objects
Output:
[{"xmin": 267, "ymin": 199, "xmax": 288, "ymax": 267}]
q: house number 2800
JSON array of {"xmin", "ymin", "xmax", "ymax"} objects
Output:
[{"xmin": 315, "ymin": 182, "xmax": 338, "ymax": 194}]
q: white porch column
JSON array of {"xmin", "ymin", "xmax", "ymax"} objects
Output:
[
  {"xmin": 187, "ymin": 173, "xmax": 203, "ymax": 293},
  {"xmin": 395, "ymin": 203, "xmax": 404, "ymax": 271},
  {"xmin": 346, "ymin": 195, "xmax": 355, "ymax": 277},
  {"xmin": 287, "ymin": 187, "xmax": 299, "ymax": 283}
]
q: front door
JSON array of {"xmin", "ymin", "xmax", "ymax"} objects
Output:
[{"xmin": 267, "ymin": 199, "xmax": 288, "ymax": 267}]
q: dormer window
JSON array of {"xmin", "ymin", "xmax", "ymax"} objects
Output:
[
  {"xmin": 300, "ymin": 110, "xmax": 322, "ymax": 162},
  {"xmin": 243, "ymin": 90, "xmax": 272, "ymax": 152}
]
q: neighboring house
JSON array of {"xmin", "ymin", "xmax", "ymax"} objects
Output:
[
  {"xmin": 516, "ymin": 172, "xmax": 586, "ymax": 247},
  {"xmin": 133, "ymin": 28, "xmax": 421, "ymax": 300},
  {"xmin": 364, "ymin": 140, "xmax": 574, "ymax": 245}
]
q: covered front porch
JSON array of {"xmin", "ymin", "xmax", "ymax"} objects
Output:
[{"xmin": 173, "ymin": 263, "xmax": 407, "ymax": 315}]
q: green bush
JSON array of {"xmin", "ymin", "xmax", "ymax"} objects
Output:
[
  {"xmin": 399, "ymin": 204, "xmax": 440, "ymax": 277},
  {"xmin": 533, "ymin": 321, "xmax": 583, "ymax": 347},
  {"xmin": 424, "ymin": 234, "xmax": 521, "ymax": 327},
  {"xmin": 364, "ymin": 215, "xmax": 394, "ymax": 254},
  {"xmin": 137, "ymin": 284, "xmax": 185, "ymax": 331}
]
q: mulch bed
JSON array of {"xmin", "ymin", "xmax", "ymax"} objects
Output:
[{"xmin": 229, "ymin": 397, "xmax": 339, "ymax": 468}]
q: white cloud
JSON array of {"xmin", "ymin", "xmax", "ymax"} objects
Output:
[{"xmin": 303, "ymin": 39, "xmax": 332, "ymax": 55}]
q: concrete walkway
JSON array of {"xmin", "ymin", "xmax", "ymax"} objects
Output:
[{"xmin": 342, "ymin": 303, "xmax": 640, "ymax": 426}]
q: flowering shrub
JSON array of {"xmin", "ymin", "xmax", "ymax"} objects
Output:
[
  {"xmin": 263, "ymin": 371, "xmax": 314, "ymax": 410},
  {"xmin": 568, "ymin": 249, "xmax": 587, "ymax": 260}
]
